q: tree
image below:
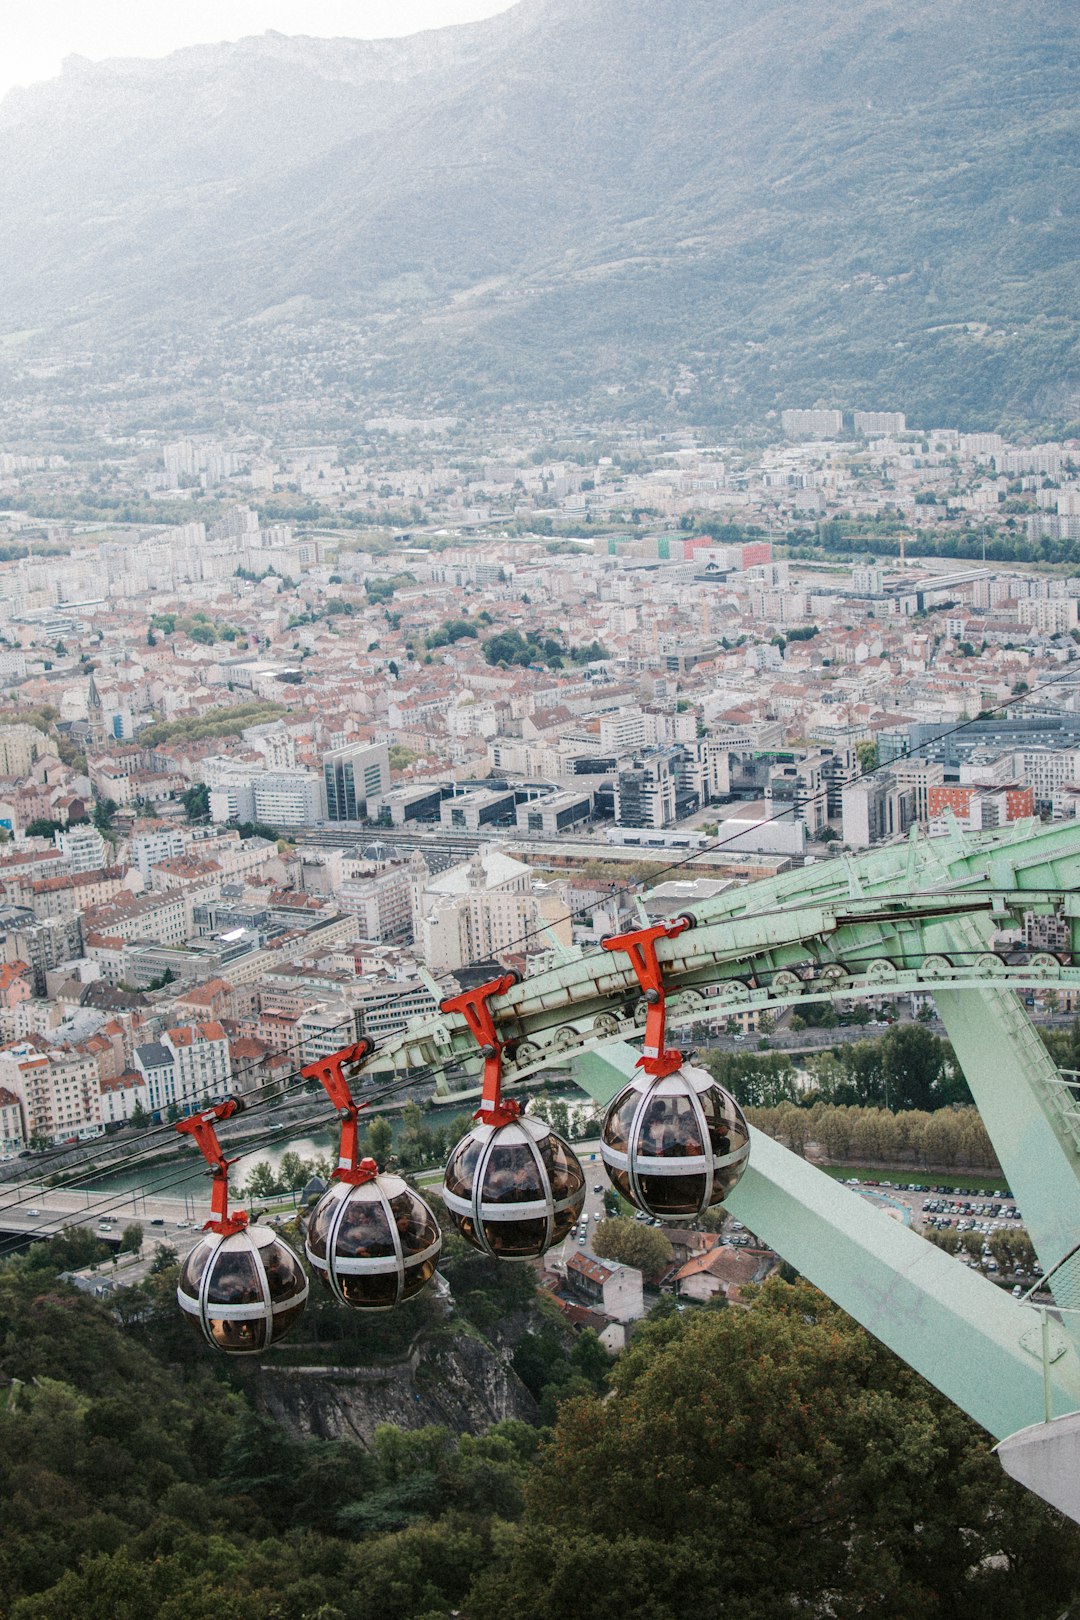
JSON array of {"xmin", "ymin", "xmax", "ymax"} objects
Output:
[
  {"xmin": 244, "ymin": 1160, "xmax": 279, "ymax": 1199},
  {"xmin": 366, "ymin": 1115, "xmax": 394, "ymax": 1164},
  {"xmin": 880, "ymin": 1022, "xmax": 952, "ymax": 1111},
  {"xmin": 592, "ymin": 1218, "xmax": 673, "ymax": 1275},
  {"xmin": 118, "ymin": 1223, "xmax": 143, "ymax": 1255},
  {"xmin": 91, "ymin": 798, "xmax": 117, "ymax": 833},
  {"xmin": 24, "ymin": 818, "xmax": 63, "ymax": 839},
  {"xmin": 469, "ymin": 1279, "xmax": 1080, "ymax": 1620},
  {"xmin": 180, "ymin": 783, "xmax": 209, "ymax": 823}
]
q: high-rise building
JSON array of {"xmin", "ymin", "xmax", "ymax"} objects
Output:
[
  {"xmin": 853, "ymin": 411, "xmax": 906, "ymax": 436},
  {"xmin": 323, "ymin": 742, "xmax": 391, "ymax": 822},
  {"xmin": 781, "ymin": 409, "xmax": 843, "ymax": 439}
]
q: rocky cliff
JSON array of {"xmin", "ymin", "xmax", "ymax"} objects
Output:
[{"xmin": 256, "ymin": 1328, "xmax": 539, "ymax": 1446}]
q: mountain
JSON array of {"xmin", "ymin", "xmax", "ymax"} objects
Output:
[{"xmin": 0, "ymin": 0, "xmax": 1078, "ymax": 430}]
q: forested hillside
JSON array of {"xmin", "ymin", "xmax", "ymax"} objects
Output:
[{"xmin": 2, "ymin": 1222, "xmax": 1079, "ymax": 1617}]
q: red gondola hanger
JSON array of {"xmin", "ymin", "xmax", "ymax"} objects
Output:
[
  {"xmin": 176, "ymin": 1096, "xmax": 249, "ymax": 1233},
  {"xmin": 600, "ymin": 915, "xmax": 694, "ymax": 1077},
  {"xmin": 300, "ymin": 1036, "xmax": 443, "ymax": 1311},
  {"xmin": 300, "ymin": 1037, "xmax": 378, "ymax": 1183},
  {"xmin": 439, "ymin": 971, "xmax": 522, "ymax": 1125}
]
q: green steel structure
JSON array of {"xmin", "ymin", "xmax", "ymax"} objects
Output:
[{"xmin": 371, "ymin": 817, "xmax": 1080, "ymax": 1518}]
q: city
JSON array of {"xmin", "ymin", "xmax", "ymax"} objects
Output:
[{"xmin": 2, "ymin": 0, "xmax": 1080, "ymax": 1615}]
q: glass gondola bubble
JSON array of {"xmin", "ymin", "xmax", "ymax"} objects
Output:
[
  {"xmin": 600, "ymin": 1060, "xmax": 750, "ymax": 1221},
  {"xmin": 305, "ymin": 1159, "xmax": 442, "ymax": 1310},
  {"xmin": 442, "ymin": 1113, "xmax": 586, "ymax": 1259},
  {"xmin": 178, "ymin": 1223, "xmax": 309, "ymax": 1354},
  {"xmin": 174, "ymin": 1096, "xmax": 308, "ymax": 1356}
]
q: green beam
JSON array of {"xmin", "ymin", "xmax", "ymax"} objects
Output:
[{"xmin": 571, "ymin": 1041, "xmax": 1080, "ymax": 1440}]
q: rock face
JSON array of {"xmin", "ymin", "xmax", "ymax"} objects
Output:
[{"xmin": 256, "ymin": 1329, "xmax": 539, "ymax": 1446}]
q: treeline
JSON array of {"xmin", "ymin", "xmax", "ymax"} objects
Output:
[
  {"xmin": 796, "ymin": 518, "xmax": 1080, "ymax": 569},
  {"xmin": 2, "ymin": 1229, "xmax": 1077, "ymax": 1618},
  {"xmin": 481, "ymin": 628, "xmax": 609, "ymax": 669},
  {"xmin": 747, "ymin": 1101, "xmax": 1000, "ymax": 1172},
  {"xmin": 704, "ymin": 1024, "xmax": 969, "ymax": 1112},
  {"xmin": 149, "ymin": 611, "xmax": 243, "ymax": 644},
  {"xmin": 925, "ymin": 1225, "xmax": 1036, "ymax": 1272},
  {"xmin": 138, "ymin": 701, "xmax": 288, "ymax": 748}
]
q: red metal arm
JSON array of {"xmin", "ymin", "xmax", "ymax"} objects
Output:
[
  {"xmin": 300, "ymin": 1038, "xmax": 378, "ymax": 1184},
  {"xmin": 176, "ymin": 1097, "xmax": 248, "ymax": 1234},
  {"xmin": 601, "ymin": 916, "xmax": 694, "ymax": 1077},
  {"xmin": 440, "ymin": 972, "xmax": 520, "ymax": 1126}
]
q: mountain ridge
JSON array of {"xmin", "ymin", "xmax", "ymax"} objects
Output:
[{"xmin": 1, "ymin": 0, "xmax": 1077, "ymax": 430}]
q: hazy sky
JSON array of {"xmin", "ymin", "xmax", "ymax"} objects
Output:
[{"xmin": 1, "ymin": 1, "xmax": 517, "ymax": 101}]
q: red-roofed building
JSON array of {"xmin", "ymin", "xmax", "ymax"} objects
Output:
[
  {"xmin": 674, "ymin": 1245, "xmax": 776, "ymax": 1304},
  {"xmin": 565, "ymin": 1250, "xmax": 645, "ymax": 1322},
  {"xmin": 0, "ymin": 962, "xmax": 32, "ymax": 1011},
  {"xmin": 99, "ymin": 1070, "xmax": 147, "ymax": 1127}
]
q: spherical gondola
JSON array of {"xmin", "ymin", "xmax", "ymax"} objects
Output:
[
  {"xmin": 177, "ymin": 1223, "xmax": 309, "ymax": 1355},
  {"xmin": 305, "ymin": 1163, "xmax": 442, "ymax": 1309},
  {"xmin": 442, "ymin": 1114, "xmax": 585, "ymax": 1259},
  {"xmin": 600, "ymin": 1060, "xmax": 750, "ymax": 1221}
]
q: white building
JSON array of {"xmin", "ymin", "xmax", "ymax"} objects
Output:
[
  {"xmin": 57, "ymin": 824, "xmax": 109, "ymax": 875},
  {"xmin": 133, "ymin": 1022, "xmax": 231, "ymax": 1115}
]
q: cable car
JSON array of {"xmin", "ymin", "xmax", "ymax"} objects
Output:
[
  {"xmin": 600, "ymin": 1059, "xmax": 750, "ymax": 1221},
  {"xmin": 175, "ymin": 1099, "xmax": 308, "ymax": 1355},
  {"xmin": 442, "ymin": 1113, "xmax": 586, "ymax": 1259},
  {"xmin": 300, "ymin": 1041, "xmax": 442, "ymax": 1309},
  {"xmin": 305, "ymin": 1159, "xmax": 442, "ymax": 1309},
  {"xmin": 178, "ymin": 1223, "xmax": 309, "ymax": 1354}
]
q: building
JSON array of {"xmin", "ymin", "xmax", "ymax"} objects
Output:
[
  {"xmin": 853, "ymin": 411, "xmax": 906, "ymax": 436},
  {"xmin": 412, "ymin": 847, "xmax": 548, "ymax": 974},
  {"xmin": 336, "ymin": 866, "xmax": 414, "ymax": 942},
  {"xmin": 133, "ymin": 1022, "xmax": 231, "ymax": 1115},
  {"xmin": 439, "ymin": 787, "xmax": 516, "ymax": 832},
  {"xmin": 0, "ymin": 910, "xmax": 84, "ymax": 994},
  {"xmin": 1017, "ymin": 598, "xmax": 1079, "ymax": 635},
  {"xmin": 0, "ymin": 724, "xmax": 44, "ymax": 778},
  {"xmin": 765, "ymin": 754, "xmax": 829, "ymax": 837},
  {"xmin": 515, "ymin": 790, "xmax": 593, "ymax": 837},
  {"xmin": 841, "ymin": 776, "xmax": 915, "ymax": 848},
  {"xmin": 323, "ymin": 741, "xmax": 391, "ymax": 822},
  {"xmin": 131, "ymin": 827, "xmax": 186, "ymax": 881},
  {"xmin": 0, "ymin": 1039, "xmax": 102, "ymax": 1144},
  {"xmin": 565, "ymin": 1251, "xmax": 645, "ymax": 1322},
  {"xmin": 0, "ymin": 1085, "xmax": 24, "ymax": 1156},
  {"xmin": 780, "ymin": 408, "xmax": 843, "ymax": 439},
  {"xmin": 57, "ymin": 824, "xmax": 109, "ymax": 875},
  {"xmin": 927, "ymin": 783, "xmax": 1034, "ymax": 831},
  {"xmin": 253, "ymin": 772, "xmax": 323, "ymax": 829},
  {"xmin": 614, "ymin": 750, "xmax": 680, "ymax": 829}
]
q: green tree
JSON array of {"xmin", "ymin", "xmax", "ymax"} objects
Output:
[
  {"xmin": 470, "ymin": 1279, "xmax": 1080, "ymax": 1620},
  {"xmin": 91, "ymin": 798, "xmax": 117, "ymax": 833},
  {"xmin": 118, "ymin": 1223, "xmax": 143, "ymax": 1255},
  {"xmin": 180, "ymin": 784, "xmax": 210, "ymax": 822},
  {"xmin": 592, "ymin": 1218, "xmax": 673, "ymax": 1275},
  {"xmin": 366, "ymin": 1114, "xmax": 394, "ymax": 1164}
]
